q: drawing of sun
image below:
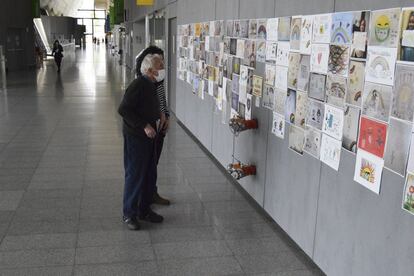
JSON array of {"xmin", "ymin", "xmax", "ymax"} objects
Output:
[
  {"xmin": 375, "ymin": 15, "xmax": 390, "ymax": 42},
  {"xmin": 360, "ymin": 159, "xmax": 375, "ymax": 183}
]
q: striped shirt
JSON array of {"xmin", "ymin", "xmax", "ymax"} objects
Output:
[{"xmin": 155, "ymin": 81, "xmax": 169, "ymax": 117}]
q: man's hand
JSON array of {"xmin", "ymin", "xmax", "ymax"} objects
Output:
[
  {"xmin": 159, "ymin": 113, "xmax": 169, "ymax": 133},
  {"xmin": 144, "ymin": 124, "xmax": 156, "ymax": 138},
  {"xmin": 162, "ymin": 118, "xmax": 169, "ymax": 132}
]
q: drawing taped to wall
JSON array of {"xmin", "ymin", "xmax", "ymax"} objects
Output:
[
  {"xmin": 354, "ymin": 149, "xmax": 384, "ymax": 194},
  {"xmin": 275, "ymin": 65, "xmax": 288, "ymax": 91},
  {"xmin": 313, "ymin": 13, "xmax": 332, "ymax": 43},
  {"xmin": 369, "ymin": 8, "xmax": 401, "ymax": 48},
  {"xmin": 361, "ymin": 82, "xmax": 393, "ymax": 123},
  {"xmin": 278, "ymin": 17, "xmax": 291, "ymax": 41},
  {"xmin": 288, "ymin": 52, "xmax": 301, "ymax": 89},
  {"xmin": 342, "ymin": 105, "xmax": 360, "ymax": 153},
  {"xmin": 402, "ymin": 173, "xmax": 414, "ymax": 215},
  {"xmin": 289, "ymin": 124, "xmax": 305, "ymax": 155},
  {"xmin": 407, "ymin": 133, "xmax": 414, "ymax": 174},
  {"xmin": 365, "ymin": 46, "xmax": 397, "ymax": 86},
  {"xmin": 285, "ymin": 89, "xmax": 297, "ymax": 123},
  {"xmin": 351, "ymin": 11, "xmax": 370, "ymax": 59},
  {"xmin": 230, "ymin": 38, "xmax": 237, "ymax": 55},
  {"xmin": 266, "ymin": 41, "xmax": 278, "ymax": 63},
  {"xmin": 265, "ymin": 64, "xmax": 276, "ymax": 86},
  {"xmin": 236, "ymin": 39, "xmax": 245, "ymax": 58},
  {"xmin": 244, "ymin": 40, "xmax": 256, "ymax": 68},
  {"xmin": 233, "ymin": 57, "xmax": 241, "ymax": 74},
  {"xmin": 322, "ymin": 104, "xmax": 344, "ymax": 140},
  {"xmin": 400, "ymin": 8, "xmax": 414, "ymax": 62},
  {"xmin": 331, "ymin": 12, "xmax": 353, "ymax": 45},
  {"xmin": 262, "ymin": 84, "xmax": 275, "ymax": 110},
  {"xmin": 300, "ymin": 15, "xmax": 313, "ymax": 54},
  {"xmin": 239, "ymin": 20, "xmax": 249, "ymax": 38},
  {"xmin": 328, "ymin": 45, "xmax": 350, "ymax": 76},
  {"xmin": 257, "ymin": 19, "xmax": 268, "ymax": 40},
  {"xmin": 297, "ymin": 55, "xmax": 311, "ymax": 92},
  {"xmin": 325, "ymin": 74, "xmax": 347, "ymax": 108},
  {"xmin": 306, "ymin": 98, "xmax": 325, "ymax": 130},
  {"xmin": 295, "ymin": 90, "xmax": 308, "ymax": 128},
  {"xmin": 256, "ymin": 40, "xmax": 266, "ymax": 63},
  {"xmin": 276, "ymin": 41, "xmax": 290, "ymax": 66},
  {"xmin": 320, "ymin": 133, "xmax": 342, "ymax": 171},
  {"xmin": 358, "ymin": 116, "xmax": 388, "ymax": 158},
  {"xmin": 274, "ymin": 88, "xmax": 287, "ymax": 115},
  {"xmin": 272, "ymin": 111, "xmax": 285, "ymax": 139},
  {"xmin": 391, "ymin": 63, "xmax": 414, "ymax": 122},
  {"xmin": 290, "ymin": 17, "xmax": 302, "ymax": 51},
  {"xmin": 310, "ymin": 43, "xmax": 330, "ymax": 74},
  {"xmin": 384, "ymin": 118, "xmax": 412, "ymax": 176},
  {"xmin": 267, "ymin": 18, "xmax": 279, "ymax": 41},
  {"xmin": 304, "ymin": 126, "xmax": 322, "ymax": 159},
  {"xmin": 249, "ymin": 19, "xmax": 257, "ymax": 39},
  {"xmin": 226, "ymin": 20, "xmax": 234, "ymax": 37},
  {"xmin": 308, "ymin": 73, "xmax": 326, "ymax": 101},
  {"xmin": 252, "ymin": 75, "xmax": 263, "ymax": 97},
  {"xmin": 245, "ymin": 94, "xmax": 252, "ymax": 120},
  {"xmin": 347, "ymin": 60, "xmax": 365, "ymax": 107}
]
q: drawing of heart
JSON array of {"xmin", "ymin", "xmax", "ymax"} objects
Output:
[{"xmin": 318, "ymin": 53, "xmax": 322, "ymax": 64}]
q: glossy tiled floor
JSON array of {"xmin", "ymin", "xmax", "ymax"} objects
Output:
[{"xmin": 0, "ymin": 45, "xmax": 324, "ymax": 275}]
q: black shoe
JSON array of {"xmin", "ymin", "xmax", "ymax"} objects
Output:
[
  {"xmin": 138, "ymin": 210, "xmax": 164, "ymax": 223},
  {"xmin": 123, "ymin": 216, "xmax": 140, "ymax": 230},
  {"xmin": 152, "ymin": 193, "xmax": 171, "ymax": 206}
]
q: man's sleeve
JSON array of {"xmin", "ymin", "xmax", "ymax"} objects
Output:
[
  {"xmin": 157, "ymin": 82, "xmax": 169, "ymax": 117},
  {"xmin": 118, "ymin": 82, "xmax": 148, "ymax": 129}
]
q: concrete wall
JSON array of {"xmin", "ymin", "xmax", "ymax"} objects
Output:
[{"xmin": 125, "ymin": 0, "xmax": 414, "ymax": 275}]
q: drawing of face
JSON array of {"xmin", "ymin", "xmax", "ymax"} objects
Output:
[
  {"xmin": 360, "ymin": 19, "xmax": 366, "ymax": 32},
  {"xmin": 407, "ymin": 13, "xmax": 414, "ymax": 30},
  {"xmin": 375, "ymin": 15, "xmax": 390, "ymax": 42}
]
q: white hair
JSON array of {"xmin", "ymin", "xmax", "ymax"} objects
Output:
[{"xmin": 140, "ymin": 54, "xmax": 162, "ymax": 75}]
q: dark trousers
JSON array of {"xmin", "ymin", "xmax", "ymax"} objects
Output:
[
  {"xmin": 54, "ymin": 57, "xmax": 62, "ymax": 70},
  {"xmin": 122, "ymin": 133, "xmax": 157, "ymax": 218},
  {"xmin": 150, "ymin": 131, "xmax": 165, "ymax": 196}
]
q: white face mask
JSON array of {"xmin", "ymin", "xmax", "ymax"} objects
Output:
[{"xmin": 155, "ymin": 69, "xmax": 165, "ymax": 82}]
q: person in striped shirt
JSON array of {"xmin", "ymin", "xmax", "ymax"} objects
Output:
[{"xmin": 136, "ymin": 46, "xmax": 171, "ymax": 206}]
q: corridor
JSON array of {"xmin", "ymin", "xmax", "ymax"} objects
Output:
[{"xmin": 0, "ymin": 46, "xmax": 322, "ymax": 275}]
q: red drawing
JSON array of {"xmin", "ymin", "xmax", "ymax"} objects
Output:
[{"xmin": 358, "ymin": 116, "xmax": 387, "ymax": 158}]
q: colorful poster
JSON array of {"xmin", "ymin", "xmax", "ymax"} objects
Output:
[
  {"xmin": 354, "ymin": 149, "xmax": 384, "ymax": 194},
  {"xmin": 278, "ymin": 17, "xmax": 291, "ymax": 41},
  {"xmin": 369, "ymin": 8, "xmax": 401, "ymax": 48},
  {"xmin": 288, "ymin": 52, "xmax": 301, "ymax": 89},
  {"xmin": 347, "ymin": 60, "xmax": 365, "ymax": 107},
  {"xmin": 267, "ymin": 18, "xmax": 279, "ymax": 41},
  {"xmin": 262, "ymin": 84, "xmax": 275, "ymax": 110},
  {"xmin": 300, "ymin": 16, "xmax": 313, "ymax": 54},
  {"xmin": 400, "ymin": 8, "xmax": 414, "ymax": 62},
  {"xmin": 195, "ymin": 23, "xmax": 202, "ymax": 37},
  {"xmin": 308, "ymin": 73, "xmax": 326, "ymax": 101},
  {"xmin": 248, "ymin": 19, "xmax": 257, "ymax": 39},
  {"xmin": 358, "ymin": 116, "xmax": 387, "ymax": 158},
  {"xmin": 290, "ymin": 17, "xmax": 302, "ymax": 51},
  {"xmin": 285, "ymin": 89, "xmax": 297, "ymax": 123},
  {"xmin": 297, "ymin": 55, "xmax": 311, "ymax": 92},
  {"xmin": 257, "ymin": 19, "xmax": 268, "ymax": 40},
  {"xmin": 276, "ymin": 42, "xmax": 290, "ymax": 66},
  {"xmin": 351, "ymin": 11, "xmax": 370, "ymax": 59},
  {"xmin": 342, "ymin": 105, "xmax": 360, "ymax": 153},
  {"xmin": 320, "ymin": 133, "xmax": 342, "ymax": 171},
  {"xmin": 271, "ymin": 112, "xmax": 285, "ymax": 139},
  {"xmin": 391, "ymin": 63, "xmax": 414, "ymax": 122},
  {"xmin": 384, "ymin": 118, "xmax": 412, "ymax": 176},
  {"xmin": 243, "ymin": 40, "xmax": 256, "ymax": 68},
  {"xmin": 289, "ymin": 124, "xmax": 305, "ymax": 155},
  {"xmin": 274, "ymin": 88, "xmax": 287, "ymax": 115},
  {"xmin": 322, "ymin": 104, "xmax": 344, "ymax": 140},
  {"xmin": 312, "ymin": 13, "xmax": 332, "ymax": 43},
  {"xmin": 252, "ymin": 75, "xmax": 263, "ymax": 97},
  {"xmin": 295, "ymin": 90, "xmax": 308, "ymax": 128},
  {"xmin": 265, "ymin": 64, "xmax": 276, "ymax": 86},
  {"xmin": 275, "ymin": 65, "xmax": 288, "ymax": 91},
  {"xmin": 328, "ymin": 45, "xmax": 350, "ymax": 76},
  {"xmin": 266, "ymin": 41, "xmax": 278, "ymax": 62},
  {"xmin": 402, "ymin": 173, "xmax": 414, "ymax": 215},
  {"xmin": 361, "ymin": 82, "xmax": 393, "ymax": 123},
  {"xmin": 304, "ymin": 126, "xmax": 322, "ymax": 159},
  {"xmin": 331, "ymin": 12, "xmax": 353, "ymax": 44},
  {"xmin": 306, "ymin": 98, "xmax": 325, "ymax": 130},
  {"xmin": 310, "ymin": 43, "xmax": 330, "ymax": 74},
  {"xmin": 365, "ymin": 46, "xmax": 397, "ymax": 86},
  {"xmin": 256, "ymin": 40, "xmax": 266, "ymax": 63},
  {"xmin": 325, "ymin": 74, "xmax": 347, "ymax": 107}
]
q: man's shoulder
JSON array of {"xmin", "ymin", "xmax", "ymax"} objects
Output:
[{"xmin": 127, "ymin": 76, "xmax": 154, "ymax": 91}]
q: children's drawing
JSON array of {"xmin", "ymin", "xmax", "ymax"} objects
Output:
[
  {"xmin": 369, "ymin": 8, "xmax": 401, "ymax": 48},
  {"xmin": 257, "ymin": 19, "xmax": 268, "ymax": 40},
  {"xmin": 288, "ymin": 52, "xmax": 301, "ymax": 89},
  {"xmin": 331, "ymin": 12, "xmax": 353, "ymax": 45},
  {"xmin": 306, "ymin": 98, "xmax": 325, "ymax": 130},
  {"xmin": 365, "ymin": 46, "xmax": 397, "ymax": 86},
  {"xmin": 274, "ymin": 88, "xmax": 287, "ymax": 115},
  {"xmin": 342, "ymin": 105, "xmax": 360, "ymax": 153},
  {"xmin": 311, "ymin": 43, "xmax": 330, "ymax": 74},
  {"xmin": 313, "ymin": 13, "xmax": 332, "ymax": 43},
  {"xmin": 391, "ymin": 63, "xmax": 414, "ymax": 122},
  {"xmin": 272, "ymin": 111, "xmax": 285, "ymax": 139},
  {"xmin": 289, "ymin": 124, "xmax": 305, "ymax": 155},
  {"xmin": 304, "ymin": 126, "xmax": 322, "ymax": 159},
  {"xmin": 300, "ymin": 15, "xmax": 313, "ymax": 54},
  {"xmin": 361, "ymin": 82, "xmax": 393, "ymax": 123},
  {"xmin": 328, "ymin": 45, "xmax": 350, "ymax": 76},
  {"xmin": 358, "ymin": 116, "xmax": 388, "ymax": 158},
  {"xmin": 267, "ymin": 18, "xmax": 279, "ymax": 41},
  {"xmin": 256, "ymin": 40, "xmax": 266, "ymax": 63},
  {"xmin": 278, "ymin": 17, "xmax": 291, "ymax": 41},
  {"xmin": 275, "ymin": 65, "xmax": 288, "ymax": 91},
  {"xmin": 354, "ymin": 149, "xmax": 384, "ymax": 194},
  {"xmin": 347, "ymin": 60, "xmax": 365, "ymax": 107},
  {"xmin": 322, "ymin": 104, "xmax": 344, "ymax": 140},
  {"xmin": 290, "ymin": 17, "xmax": 302, "ymax": 51},
  {"xmin": 325, "ymin": 74, "xmax": 347, "ymax": 107},
  {"xmin": 308, "ymin": 73, "xmax": 326, "ymax": 101},
  {"xmin": 295, "ymin": 90, "xmax": 308, "ymax": 128},
  {"xmin": 297, "ymin": 55, "xmax": 311, "ymax": 92},
  {"xmin": 262, "ymin": 84, "xmax": 275, "ymax": 110},
  {"xmin": 266, "ymin": 41, "xmax": 278, "ymax": 62},
  {"xmin": 320, "ymin": 133, "xmax": 342, "ymax": 171},
  {"xmin": 285, "ymin": 89, "xmax": 297, "ymax": 124},
  {"xmin": 276, "ymin": 41, "xmax": 290, "ymax": 66}
]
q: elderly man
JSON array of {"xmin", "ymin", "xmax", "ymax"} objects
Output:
[{"xmin": 118, "ymin": 54, "xmax": 164, "ymax": 230}]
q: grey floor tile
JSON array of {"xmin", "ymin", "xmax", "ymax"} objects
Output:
[
  {"xmin": 225, "ymin": 237, "xmax": 293, "ymax": 256},
  {"xmin": 150, "ymin": 226, "xmax": 223, "ymax": 244},
  {"xmin": 74, "ymin": 261, "xmax": 160, "ymax": 276},
  {"xmin": 0, "ymin": 266, "xmax": 73, "ymax": 276},
  {"xmin": 218, "ymin": 223, "xmax": 277, "ymax": 240},
  {"xmin": 0, "ymin": 248, "xmax": 75, "ymax": 268},
  {"xmin": 0, "ymin": 191, "xmax": 24, "ymax": 211},
  {"xmin": 0, "ymin": 233, "xmax": 77, "ymax": 251},
  {"xmin": 75, "ymin": 244, "xmax": 155, "ymax": 265},
  {"xmin": 153, "ymin": 240, "xmax": 232, "ymax": 260},
  {"xmin": 158, "ymin": 256, "xmax": 243, "ymax": 276},
  {"xmin": 7, "ymin": 219, "xmax": 79, "ymax": 236},
  {"xmin": 77, "ymin": 230, "xmax": 150, "ymax": 247}
]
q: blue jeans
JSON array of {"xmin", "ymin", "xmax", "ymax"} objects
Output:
[{"xmin": 122, "ymin": 133, "xmax": 157, "ymax": 218}]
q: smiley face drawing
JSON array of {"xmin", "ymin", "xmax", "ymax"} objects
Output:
[{"xmin": 375, "ymin": 15, "xmax": 391, "ymax": 42}]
